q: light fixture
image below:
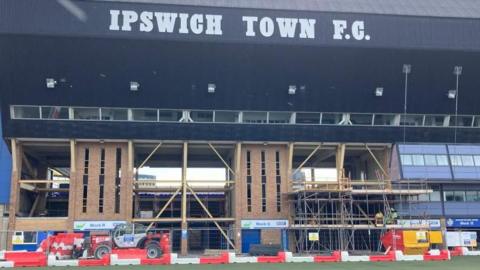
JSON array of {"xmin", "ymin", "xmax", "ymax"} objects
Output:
[
  {"xmin": 46, "ymin": 78, "xmax": 57, "ymax": 88},
  {"xmin": 288, "ymin": 85, "xmax": 297, "ymax": 95},
  {"xmin": 208, "ymin": 83, "xmax": 216, "ymax": 94},
  {"xmin": 453, "ymin": 66, "xmax": 462, "ymax": 76},
  {"xmin": 402, "ymin": 64, "xmax": 411, "ymax": 74},
  {"xmin": 130, "ymin": 81, "xmax": 140, "ymax": 91},
  {"xmin": 447, "ymin": 90, "xmax": 457, "ymax": 99},
  {"xmin": 375, "ymin": 87, "xmax": 384, "ymax": 97}
]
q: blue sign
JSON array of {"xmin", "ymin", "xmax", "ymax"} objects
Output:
[{"xmin": 447, "ymin": 218, "xmax": 480, "ymax": 228}]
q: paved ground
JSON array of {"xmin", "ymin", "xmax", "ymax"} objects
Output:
[{"xmin": 18, "ymin": 256, "xmax": 480, "ymax": 270}]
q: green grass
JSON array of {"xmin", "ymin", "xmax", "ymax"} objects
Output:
[{"xmin": 20, "ymin": 256, "xmax": 480, "ymax": 270}]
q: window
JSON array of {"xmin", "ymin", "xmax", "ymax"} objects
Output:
[
  {"xmin": 450, "ymin": 116, "xmax": 473, "ymax": 127},
  {"xmin": 190, "ymin": 111, "xmax": 213, "ymax": 122},
  {"xmin": 261, "ymin": 151, "xmax": 267, "ymax": 212},
  {"xmin": 374, "ymin": 114, "xmax": 397, "ymax": 126},
  {"xmin": 444, "ymin": 191, "xmax": 455, "ymax": 202},
  {"xmin": 412, "ymin": 155, "xmax": 425, "ymax": 166},
  {"xmin": 445, "ymin": 191, "xmax": 465, "ymax": 202},
  {"xmin": 424, "ymin": 155, "xmax": 437, "ymax": 166},
  {"xmin": 246, "ymin": 151, "xmax": 252, "ymax": 212},
  {"xmin": 474, "ymin": 156, "xmax": 480, "ymax": 166},
  {"xmin": 243, "ymin": 112, "xmax": 267, "ymax": 124},
  {"xmin": 101, "ymin": 108, "xmax": 128, "ymax": 120},
  {"xmin": 321, "ymin": 113, "xmax": 342, "ymax": 125},
  {"xmin": 419, "ymin": 193, "xmax": 429, "ymax": 201},
  {"xmin": 22, "ymin": 232, "xmax": 37, "ymax": 244},
  {"xmin": 350, "ymin": 114, "xmax": 373, "ymax": 125},
  {"xmin": 400, "ymin": 154, "xmax": 413, "ymax": 166},
  {"xmin": 214, "ymin": 111, "xmax": 239, "ymax": 123},
  {"xmin": 424, "ymin": 115, "xmax": 446, "ymax": 127},
  {"xmin": 400, "ymin": 115, "xmax": 424, "ymax": 126},
  {"xmin": 461, "ymin": 155, "xmax": 475, "ymax": 166},
  {"xmin": 466, "ymin": 191, "xmax": 479, "ymax": 202},
  {"xmin": 82, "ymin": 148, "xmax": 90, "ymax": 213},
  {"xmin": 41, "ymin": 106, "xmax": 69, "ymax": 119},
  {"xmin": 296, "ymin": 113, "xmax": 320, "ymax": 124},
  {"xmin": 12, "ymin": 106, "xmax": 40, "ymax": 119},
  {"xmin": 158, "ymin": 110, "xmax": 182, "ymax": 122},
  {"xmin": 115, "ymin": 148, "xmax": 121, "ymax": 214},
  {"xmin": 132, "ymin": 109, "xmax": 157, "ymax": 121},
  {"xmin": 430, "ymin": 191, "xmax": 441, "ymax": 202},
  {"xmin": 450, "ymin": 155, "xmax": 463, "ymax": 166},
  {"xmin": 275, "ymin": 151, "xmax": 281, "ymax": 212},
  {"xmin": 436, "ymin": 155, "xmax": 449, "ymax": 166},
  {"xmin": 74, "ymin": 108, "xmax": 100, "ymax": 120},
  {"xmin": 99, "ymin": 148, "xmax": 105, "ymax": 213},
  {"xmin": 269, "ymin": 112, "xmax": 291, "ymax": 124}
]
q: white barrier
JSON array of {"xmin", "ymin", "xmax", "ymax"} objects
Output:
[
  {"xmin": 48, "ymin": 255, "xmax": 79, "ymax": 267},
  {"xmin": 110, "ymin": 254, "xmax": 140, "ymax": 266},
  {"xmin": 461, "ymin": 247, "xmax": 480, "ymax": 256},
  {"xmin": 0, "ymin": 261, "xmax": 13, "ymax": 268},
  {"xmin": 170, "ymin": 254, "xmax": 200, "ymax": 264},
  {"xmin": 340, "ymin": 251, "xmax": 370, "ymax": 262},
  {"xmin": 394, "ymin": 250, "xmax": 423, "ymax": 261},
  {"xmin": 228, "ymin": 252, "xmax": 258, "ymax": 263},
  {"xmin": 284, "ymin": 252, "xmax": 314, "ymax": 263}
]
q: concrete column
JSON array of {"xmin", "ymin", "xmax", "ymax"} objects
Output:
[
  {"xmin": 233, "ymin": 142, "xmax": 242, "ymax": 253},
  {"xmin": 180, "ymin": 142, "xmax": 188, "ymax": 255},
  {"xmin": 67, "ymin": 140, "xmax": 76, "ymax": 229},
  {"xmin": 125, "ymin": 141, "xmax": 134, "ymax": 221}
]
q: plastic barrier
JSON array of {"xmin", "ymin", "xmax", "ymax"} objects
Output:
[
  {"xmin": 257, "ymin": 252, "xmax": 286, "ymax": 263},
  {"xmin": 48, "ymin": 255, "xmax": 79, "ymax": 267},
  {"xmin": 394, "ymin": 250, "xmax": 423, "ymax": 261},
  {"xmin": 450, "ymin": 247, "xmax": 464, "ymax": 257},
  {"xmin": 78, "ymin": 255, "xmax": 110, "ymax": 267},
  {"xmin": 4, "ymin": 251, "xmax": 47, "ymax": 267},
  {"xmin": 283, "ymin": 252, "xmax": 314, "ymax": 263},
  {"xmin": 423, "ymin": 250, "xmax": 450, "ymax": 261},
  {"xmin": 199, "ymin": 252, "xmax": 229, "ymax": 264},
  {"xmin": 170, "ymin": 253, "xmax": 200, "ymax": 264},
  {"xmin": 461, "ymin": 247, "xmax": 480, "ymax": 256},
  {"xmin": 228, "ymin": 252, "xmax": 258, "ymax": 263},
  {"xmin": 111, "ymin": 249, "xmax": 147, "ymax": 259},
  {"xmin": 140, "ymin": 253, "xmax": 172, "ymax": 265},
  {"xmin": 110, "ymin": 254, "xmax": 141, "ymax": 266},
  {"xmin": 341, "ymin": 251, "xmax": 370, "ymax": 262},
  {"xmin": 313, "ymin": 251, "xmax": 341, "ymax": 262},
  {"xmin": 369, "ymin": 251, "xmax": 396, "ymax": 262}
]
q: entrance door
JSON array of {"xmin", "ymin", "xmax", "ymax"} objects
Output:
[{"xmin": 241, "ymin": 229, "xmax": 261, "ymax": 253}]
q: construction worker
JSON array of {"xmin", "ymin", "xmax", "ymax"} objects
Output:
[{"xmin": 375, "ymin": 212, "xmax": 384, "ymax": 227}]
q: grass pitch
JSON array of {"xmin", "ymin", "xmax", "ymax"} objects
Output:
[{"xmin": 19, "ymin": 256, "xmax": 480, "ymax": 270}]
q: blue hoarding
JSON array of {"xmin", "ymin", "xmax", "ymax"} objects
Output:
[{"xmin": 447, "ymin": 218, "xmax": 480, "ymax": 228}]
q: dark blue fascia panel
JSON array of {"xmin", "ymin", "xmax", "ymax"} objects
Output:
[
  {"xmin": 398, "ymin": 144, "xmax": 448, "ymax": 155},
  {"xmin": 0, "ymin": 113, "xmax": 11, "ymax": 204}
]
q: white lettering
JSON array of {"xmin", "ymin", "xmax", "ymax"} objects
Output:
[
  {"xmin": 109, "ymin": 10, "xmax": 120, "ymax": 31},
  {"xmin": 139, "ymin": 11, "xmax": 153, "ymax": 32},
  {"xmin": 332, "ymin": 20, "xmax": 347, "ymax": 40},
  {"xmin": 121, "ymin": 10, "xmax": 138, "ymax": 31},
  {"xmin": 276, "ymin": 18, "xmax": 298, "ymax": 38},
  {"xmin": 242, "ymin": 16, "xmax": 258, "ymax": 37},
  {"xmin": 259, "ymin": 17, "xmax": 274, "ymax": 37},
  {"xmin": 178, "ymin": 13, "xmax": 189, "ymax": 34},
  {"xmin": 299, "ymin": 19, "xmax": 316, "ymax": 39},
  {"xmin": 352, "ymin": 21, "xmax": 365, "ymax": 40},
  {"xmin": 190, "ymin": 14, "xmax": 204, "ymax": 34},
  {"xmin": 205, "ymin": 15, "xmax": 223, "ymax": 35},
  {"xmin": 154, "ymin": 12, "xmax": 178, "ymax": 33}
]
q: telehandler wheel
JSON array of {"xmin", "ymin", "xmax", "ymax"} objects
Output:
[
  {"xmin": 94, "ymin": 244, "xmax": 111, "ymax": 259},
  {"xmin": 146, "ymin": 242, "xmax": 162, "ymax": 258}
]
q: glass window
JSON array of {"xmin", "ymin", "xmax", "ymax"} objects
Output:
[
  {"xmin": 101, "ymin": 108, "xmax": 128, "ymax": 121},
  {"xmin": 214, "ymin": 111, "xmax": 239, "ymax": 123},
  {"xmin": 22, "ymin": 232, "xmax": 37, "ymax": 244},
  {"xmin": 268, "ymin": 112, "xmax": 291, "ymax": 124},
  {"xmin": 412, "ymin": 155, "xmax": 425, "ymax": 166},
  {"xmin": 474, "ymin": 156, "xmax": 480, "ymax": 166},
  {"xmin": 296, "ymin": 113, "xmax": 320, "ymax": 124},
  {"xmin": 424, "ymin": 155, "xmax": 437, "ymax": 166},
  {"xmin": 424, "ymin": 115, "xmax": 446, "ymax": 127},
  {"xmin": 12, "ymin": 106, "xmax": 40, "ymax": 119},
  {"xmin": 473, "ymin": 117, "xmax": 480, "ymax": 127},
  {"xmin": 41, "ymin": 106, "xmax": 69, "ymax": 119},
  {"xmin": 461, "ymin": 155, "xmax": 475, "ymax": 166},
  {"xmin": 430, "ymin": 191, "xmax": 441, "ymax": 202},
  {"xmin": 444, "ymin": 191, "xmax": 455, "ymax": 202},
  {"xmin": 466, "ymin": 191, "xmax": 478, "ymax": 202},
  {"xmin": 454, "ymin": 191, "xmax": 465, "ymax": 202},
  {"xmin": 373, "ymin": 114, "xmax": 397, "ymax": 126},
  {"xmin": 436, "ymin": 155, "xmax": 449, "ymax": 166},
  {"xmin": 73, "ymin": 108, "xmax": 100, "ymax": 120},
  {"xmin": 400, "ymin": 154, "xmax": 413, "ymax": 166},
  {"xmin": 158, "ymin": 110, "xmax": 182, "ymax": 122},
  {"xmin": 190, "ymin": 111, "xmax": 213, "ymax": 122},
  {"xmin": 350, "ymin": 114, "xmax": 373, "ymax": 125},
  {"xmin": 321, "ymin": 113, "xmax": 343, "ymax": 125},
  {"xmin": 400, "ymin": 115, "xmax": 424, "ymax": 126},
  {"xmin": 243, "ymin": 112, "xmax": 267, "ymax": 124},
  {"xmin": 419, "ymin": 193, "xmax": 429, "ymax": 201},
  {"xmin": 450, "ymin": 155, "xmax": 463, "ymax": 166},
  {"xmin": 132, "ymin": 109, "xmax": 157, "ymax": 121},
  {"xmin": 450, "ymin": 116, "xmax": 473, "ymax": 127}
]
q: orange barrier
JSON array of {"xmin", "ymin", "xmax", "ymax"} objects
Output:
[
  {"xmin": 111, "ymin": 249, "xmax": 147, "ymax": 259},
  {"xmin": 257, "ymin": 252, "xmax": 286, "ymax": 263},
  {"xmin": 4, "ymin": 251, "xmax": 47, "ymax": 267},
  {"xmin": 313, "ymin": 251, "xmax": 341, "ymax": 262},
  {"xmin": 450, "ymin": 247, "xmax": 463, "ymax": 257},
  {"xmin": 199, "ymin": 252, "xmax": 229, "ymax": 264}
]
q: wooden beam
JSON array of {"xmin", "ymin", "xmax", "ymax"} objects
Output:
[
  {"xmin": 208, "ymin": 143, "xmax": 235, "ymax": 176},
  {"xmin": 187, "ymin": 185, "xmax": 235, "ymax": 249},
  {"xmin": 146, "ymin": 186, "xmax": 181, "ymax": 231},
  {"xmin": 365, "ymin": 144, "xmax": 388, "ymax": 178},
  {"xmin": 292, "ymin": 144, "xmax": 322, "ymax": 176},
  {"xmin": 138, "ymin": 142, "xmax": 162, "ymax": 169}
]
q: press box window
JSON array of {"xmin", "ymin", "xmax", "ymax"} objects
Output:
[
  {"xmin": 296, "ymin": 113, "xmax": 320, "ymax": 124},
  {"xmin": 12, "ymin": 106, "xmax": 40, "ymax": 119},
  {"xmin": 158, "ymin": 110, "xmax": 182, "ymax": 122},
  {"xmin": 350, "ymin": 114, "xmax": 373, "ymax": 125},
  {"xmin": 73, "ymin": 108, "xmax": 100, "ymax": 120},
  {"xmin": 190, "ymin": 111, "xmax": 213, "ymax": 122},
  {"xmin": 450, "ymin": 116, "xmax": 473, "ymax": 127},
  {"xmin": 400, "ymin": 115, "xmax": 424, "ymax": 126},
  {"xmin": 374, "ymin": 114, "xmax": 397, "ymax": 126},
  {"xmin": 424, "ymin": 115, "xmax": 446, "ymax": 127},
  {"xmin": 321, "ymin": 113, "xmax": 343, "ymax": 125},
  {"xmin": 243, "ymin": 112, "xmax": 267, "ymax": 124},
  {"xmin": 41, "ymin": 106, "xmax": 69, "ymax": 119},
  {"xmin": 101, "ymin": 108, "xmax": 128, "ymax": 121},
  {"xmin": 214, "ymin": 111, "xmax": 239, "ymax": 123},
  {"xmin": 269, "ymin": 112, "xmax": 291, "ymax": 124},
  {"xmin": 132, "ymin": 109, "xmax": 157, "ymax": 121}
]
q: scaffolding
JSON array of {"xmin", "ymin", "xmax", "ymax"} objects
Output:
[{"xmin": 289, "ymin": 170, "xmax": 431, "ymax": 253}]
